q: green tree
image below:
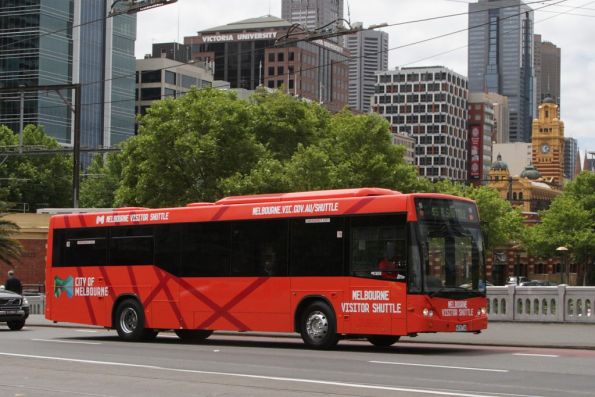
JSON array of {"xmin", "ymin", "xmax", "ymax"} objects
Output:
[
  {"xmin": 114, "ymin": 88, "xmax": 266, "ymax": 207},
  {"xmin": 0, "ymin": 125, "xmax": 72, "ymax": 211},
  {"xmin": 432, "ymin": 180, "xmax": 523, "ymax": 251},
  {"xmin": 524, "ymin": 172, "xmax": 595, "ymax": 284},
  {"xmin": 0, "ymin": 215, "xmax": 21, "ymax": 265},
  {"xmin": 249, "ymin": 89, "xmax": 331, "ymax": 161},
  {"xmin": 81, "ymin": 89, "xmax": 432, "ymax": 207},
  {"xmin": 80, "ymin": 152, "xmax": 123, "ymax": 208}
]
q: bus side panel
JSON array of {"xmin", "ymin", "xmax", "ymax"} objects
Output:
[
  {"xmin": 48, "ymin": 267, "xmax": 108, "ymax": 326},
  {"xmin": 180, "ymin": 277, "xmax": 292, "ymax": 332},
  {"xmin": 345, "ymin": 278, "xmax": 407, "ymax": 336},
  {"xmin": 290, "ymin": 277, "xmax": 349, "ymax": 334}
]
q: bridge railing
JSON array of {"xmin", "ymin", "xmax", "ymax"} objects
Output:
[{"xmin": 486, "ymin": 285, "xmax": 595, "ymax": 323}]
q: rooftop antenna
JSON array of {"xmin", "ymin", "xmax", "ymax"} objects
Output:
[{"xmin": 347, "ymin": 0, "xmax": 351, "ymax": 24}]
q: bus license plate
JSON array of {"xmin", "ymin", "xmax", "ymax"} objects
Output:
[{"xmin": 455, "ymin": 324, "xmax": 467, "ymax": 332}]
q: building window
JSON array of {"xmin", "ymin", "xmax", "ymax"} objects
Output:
[
  {"xmin": 277, "ymin": 66, "xmax": 284, "ymax": 75},
  {"xmin": 289, "ymin": 80, "xmax": 294, "ymax": 90},
  {"xmin": 268, "ymin": 53, "xmax": 275, "ymax": 62},
  {"xmin": 278, "ymin": 52, "xmax": 284, "ymax": 62},
  {"xmin": 141, "ymin": 88, "xmax": 161, "ymax": 101},
  {"xmin": 141, "ymin": 70, "xmax": 161, "ymax": 83},
  {"xmin": 268, "ymin": 67, "xmax": 274, "ymax": 76},
  {"xmin": 165, "ymin": 70, "xmax": 176, "ymax": 85},
  {"xmin": 288, "ymin": 51, "xmax": 295, "ymax": 61},
  {"xmin": 268, "ymin": 80, "xmax": 275, "ymax": 89}
]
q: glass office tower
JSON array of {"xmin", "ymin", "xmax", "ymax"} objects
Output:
[
  {"xmin": 468, "ymin": 0, "xmax": 534, "ymax": 143},
  {"xmin": 0, "ymin": 0, "xmax": 136, "ymax": 147}
]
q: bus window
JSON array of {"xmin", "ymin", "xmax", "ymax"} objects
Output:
[
  {"xmin": 231, "ymin": 220, "xmax": 287, "ymax": 276},
  {"xmin": 181, "ymin": 222, "xmax": 231, "ymax": 277},
  {"xmin": 154, "ymin": 224, "xmax": 181, "ymax": 274},
  {"xmin": 290, "ymin": 218, "xmax": 344, "ymax": 276},
  {"xmin": 109, "ymin": 226, "xmax": 154, "ymax": 266},
  {"xmin": 349, "ymin": 215, "xmax": 407, "ymax": 280},
  {"xmin": 63, "ymin": 228, "xmax": 108, "ymax": 267}
]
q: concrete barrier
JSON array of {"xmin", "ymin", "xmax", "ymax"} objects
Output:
[
  {"xmin": 487, "ymin": 285, "xmax": 595, "ymax": 323},
  {"xmin": 25, "ymin": 294, "xmax": 45, "ymax": 315}
]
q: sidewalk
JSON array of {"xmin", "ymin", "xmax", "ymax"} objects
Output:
[{"xmin": 27, "ymin": 315, "xmax": 595, "ymax": 350}]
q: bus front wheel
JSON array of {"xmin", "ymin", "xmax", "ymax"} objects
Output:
[
  {"xmin": 115, "ymin": 299, "xmax": 148, "ymax": 341},
  {"xmin": 367, "ymin": 335, "xmax": 400, "ymax": 347},
  {"xmin": 175, "ymin": 329, "xmax": 213, "ymax": 342},
  {"xmin": 299, "ymin": 301, "xmax": 339, "ymax": 349}
]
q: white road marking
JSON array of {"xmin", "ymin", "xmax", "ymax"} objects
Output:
[
  {"xmin": 32, "ymin": 339, "xmax": 101, "ymax": 345},
  {"xmin": 0, "ymin": 352, "xmax": 525, "ymax": 397},
  {"xmin": 369, "ymin": 360, "xmax": 509, "ymax": 373},
  {"xmin": 513, "ymin": 353, "xmax": 559, "ymax": 358},
  {"xmin": 74, "ymin": 329, "xmax": 99, "ymax": 333}
]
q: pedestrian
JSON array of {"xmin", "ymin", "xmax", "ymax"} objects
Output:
[{"xmin": 5, "ymin": 270, "xmax": 22, "ymax": 295}]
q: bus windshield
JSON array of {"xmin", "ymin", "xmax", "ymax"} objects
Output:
[{"xmin": 415, "ymin": 198, "xmax": 486, "ymax": 297}]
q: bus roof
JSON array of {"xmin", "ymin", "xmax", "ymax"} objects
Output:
[
  {"xmin": 215, "ymin": 188, "xmax": 400, "ymax": 205},
  {"xmin": 48, "ymin": 189, "xmax": 476, "ymax": 229}
]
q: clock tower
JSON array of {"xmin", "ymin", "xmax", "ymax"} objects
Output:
[{"xmin": 531, "ymin": 97, "xmax": 565, "ymax": 186}]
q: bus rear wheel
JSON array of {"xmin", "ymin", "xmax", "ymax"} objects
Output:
[
  {"xmin": 115, "ymin": 299, "xmax": 147, "ymax": 341},
  {"xmin": 300, "ymin": 301, "xmax": 339, "ymax": 350},
  {"xmin": 175, "ymin": 329, "xmax": 213, "ymax": 342},
  {"xmin": 367, "ymin": 335, "xmax": 400, "ymax": 347}
]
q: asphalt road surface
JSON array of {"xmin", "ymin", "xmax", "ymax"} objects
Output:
[{"xmin": 0, "ymin": 326, "xmax": 594, "ymax": 397}]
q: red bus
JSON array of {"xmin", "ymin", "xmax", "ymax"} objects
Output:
[{"xmin": 46, "ymin": 188, "xmax": 487, "ymax": 349}]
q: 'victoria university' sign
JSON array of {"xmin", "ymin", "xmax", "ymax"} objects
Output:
[{"xmin": 199, "ymin": 31, "xmax": 279, "ymax": 43}]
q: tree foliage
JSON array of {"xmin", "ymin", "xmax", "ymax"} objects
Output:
[
  {"xmin": 0, "ymin": 215, "xmax": 21, "ymax": 265},
  {"xmin": 82, "ymin": 88, "xmax": 427, "ymax": 207},
  {"xmin": 523, "ymin": 172, "xmax": 595, "ymax": 282},
  {"xmin": 432, "ymin": 180, "xmax": 524, "ymax": 251},
  {"xmin": 0, "ymin": 125, "xmax": 72, "ymax": 211}
]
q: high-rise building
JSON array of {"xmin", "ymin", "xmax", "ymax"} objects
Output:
[
  {"xmin": 0, "ymin": 1, "xmax": 137, "ymax": 148},
  {"xmin": 136, "ymin": 46, "xmax": 214, "ymax": 119},
  {"xmin": 281, "ymin": 0, "xmax": 343, "ymax": 31},
  {"xmin": 185, "ymin": 16, "xmax": 349, "ymax": 112},
  {"xmin": 563, "ymin": 137, "xmax": 578, "ymax": 180},
  {"xmin": 372, "ymin": 66, "xmax": 469, "ymax": 181},
  {"xmin": 534, "ymin": 34, "xmax": 561, "ymax": 114},
  {"xmin": 345, "ymin": 29, "xmax": 388, "ymax": 113},
  {"xmin": 467, "ymin": 96, "xmax": 494, "ymax": 185},
  {"xmin": 469, "ymin": 92, "xmax": 509, "ymax": 143},
  {"xmin": 531, "ymin": 97, "xmax": 564, "ymax": 187},
  {"xmin": 468, "ymin": 0, "xmax": 534, "ymax": 143}
]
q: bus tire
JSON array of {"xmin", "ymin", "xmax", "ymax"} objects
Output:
[
  {"xmin": 175, "ymin": 329, "xmax": 213, "ymax": 343},
  {"xmin": 299, "ymin": 301, "xmax": 339, "ymax": 349},
  {"xmin": 115, "ymin": 299, "xmax": 146, "ymax": 341},
  {"xmin": 367, "ymin": 335, "xmax": 400, "ymax": 347},
  {"xmin": 7, "ymin": 320, "xmax": 25, "ymax": 331}
]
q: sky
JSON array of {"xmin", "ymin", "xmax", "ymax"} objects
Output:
[{"xmin": 135, "ymin": 0, "xmax": 595, "ymax": 155}]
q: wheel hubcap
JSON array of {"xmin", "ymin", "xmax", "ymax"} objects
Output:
[
  {"xmin": 120, "ymin": 307, "xmax": 138, "ymax": 334},
  {"xmin": 306, "ymin": 311, "xmax": 328, "ymax": 340}
]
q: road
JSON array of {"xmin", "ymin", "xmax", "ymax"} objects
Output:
[{"xmin": 1, "ymin": 325, "xmax": 594, "ymax": 397}]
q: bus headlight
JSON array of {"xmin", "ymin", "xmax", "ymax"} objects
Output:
[
  {"xmin": 477, "ymin": 307, "xmax": 486, "ymax": 316},
  {"xmin": 422, "ymin": 308, "xmax": 434, "ymax": 317}
]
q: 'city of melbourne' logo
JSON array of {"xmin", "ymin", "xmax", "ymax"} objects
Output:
[
  {"xmin": 54, "ymin": 276, "xmax": 74, "ymax": 298},
  {"xmin": 96, "ymin": 215, "xmax": 105, "ymax": 225}
]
